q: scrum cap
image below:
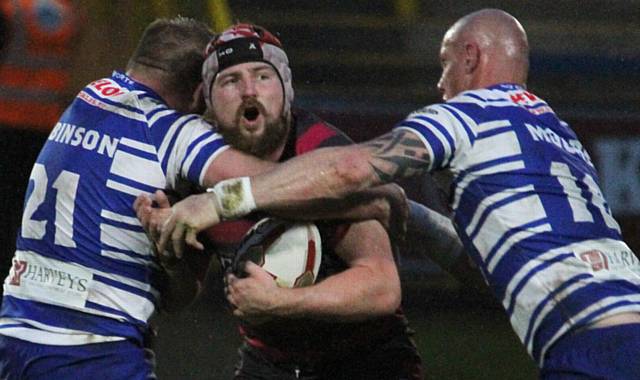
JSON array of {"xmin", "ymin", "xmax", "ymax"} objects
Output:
[{"xmin": 202, "ymin": 23, "xmax": 294, "ymax": 115}]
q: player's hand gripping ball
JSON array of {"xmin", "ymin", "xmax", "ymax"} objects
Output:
[{"xmin": 232, "ymin": 218, "xmax": 322, "ymax": 288}]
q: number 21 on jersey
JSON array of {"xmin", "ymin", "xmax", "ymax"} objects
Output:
[{"xmin": 21, "ymin": 163, "xmax": 79, "ymax": 248}]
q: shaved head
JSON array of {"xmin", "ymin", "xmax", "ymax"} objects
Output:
[
  {"xmin": 449, "ymin": 9, "xmax": 529, "ymax": 68},
  {"xmin": 437, "ymin": 9, "xmax": 529, "ymax": 100}
]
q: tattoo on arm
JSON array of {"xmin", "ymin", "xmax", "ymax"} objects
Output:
[{"xmin": 363, "ymin": 130, "xmax": 431, "ymax": 183}]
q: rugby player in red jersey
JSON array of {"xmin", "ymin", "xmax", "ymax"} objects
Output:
[{"xmin": 158, "ymin": 24, "xmax": 424, "ymax": 379}]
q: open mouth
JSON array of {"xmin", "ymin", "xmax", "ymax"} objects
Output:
[{"xmin": 243, "ymin": 107, "xmax": 260, "ymax": 121}]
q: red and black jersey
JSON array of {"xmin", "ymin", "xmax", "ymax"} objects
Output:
[{"xmin": 203, "ymin": 108, "xmax": 414, "ymax": 364}]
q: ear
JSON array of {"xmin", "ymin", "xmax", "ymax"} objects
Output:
[{"xmin": 464, "ymin": 42, "xmax": 480, "ymax": 74}]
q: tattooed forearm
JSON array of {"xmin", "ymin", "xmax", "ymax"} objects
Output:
[{"xmin": 363, "ymin": 130, "xmax": 431, "ymax": 183}]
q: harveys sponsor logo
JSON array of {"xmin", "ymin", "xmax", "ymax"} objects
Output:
[
  {"xmin": 8, "ymin": 258, "xmax": 89, "ymax": 292},
  {"xmin": 579, "ymin": 249, "xmax": 639, "ymax": 272}
]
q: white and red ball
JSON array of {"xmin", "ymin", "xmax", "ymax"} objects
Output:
[{"xmin": 246, "ymin": 218, "xmax": 322, "ymax": 288}]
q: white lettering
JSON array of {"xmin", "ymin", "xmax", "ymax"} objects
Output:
[
  {"xmin": 97, "ymin": 135, "xmax": 118, "ymax": 157},
  {"xmin": 546, "ymin": 129, "xmax": 561, "ymax": 148},
  {"xmin": 49, "ymin": 123, "xmax": 62, "ymax": 141},
  {"xmin": 60, "ymin": 123, "xmax": 76, "ymax": 144},
  {"xmin": 82, "ymin": 130, "xmax": 100, "ymax": 150},
  {"xmin": 525, "ymin": 123, "xmax": 593, "ymax": 166},
  {"xmin": 526, "ymin": 123, "xmax": 546, "ymax": 141},
  {"xmin": 49, "ymin": 123, "xmax": 120, "ymax": 158},
  {"xmin": 218, "ymin": 47, "xmax": 233, "ymax": 57},
  {"xmin": 70, "ymin": 127, "xmax": 85, "ymax": 146}
]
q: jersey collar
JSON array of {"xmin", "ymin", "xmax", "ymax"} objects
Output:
[
  {"xmin": 487, "ymin": 83, "xmax": 526, "ymax": 92},
  {"xmin": 110, "ymin": 71, "xmax": 165, "ymax": 103}
]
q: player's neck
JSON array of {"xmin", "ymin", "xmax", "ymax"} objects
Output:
[
  {"xmin": 263, "ymin": 120, "xmax": 291, "ymax": 162},
  {"xmin": 265, "ymin": 138, "xmax": 287, "ymax": 162},
  {"xmin": 474, "ymin": 60, "xmax": 527, "ymax": 90},
  {"xmin": 127, "ymin": 68, "xmax": 185, "ymax": 110}
]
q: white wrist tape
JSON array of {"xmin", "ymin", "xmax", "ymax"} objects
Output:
[{"xmin": 207, "ymin": 177, "xmax": 256, "ymax": 220}]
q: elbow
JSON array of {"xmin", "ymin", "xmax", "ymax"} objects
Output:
[
  {"xmin": 381, "ymin": 281, "xmax": 402, "ymax": 314},
  {"xmin": 369, "ymin": 287, "xmax": 401, "ymax": 317},
  {"xmin": 380, "ymin": 258, "xmax": 403, "ymax": 314},
  {"xmin": 370, "ymin": 271, "xmax": 402, "ymax": 316}
]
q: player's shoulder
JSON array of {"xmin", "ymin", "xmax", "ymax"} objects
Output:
[
  {"xmin": 439, "ymin": 86, "xmax": 520, "ymax": 115},
  {"xmin": 448, "ymin": 84, "xmax": 552, "ymax": 113},
  {"xmin": 292, "ymin": 108, "xmax": 353, "ymax": 152},
  {"xmin": 404, "ymin": 87, "xmax": 515, "ymax": 124},
  {"xmin": 79, "ymin": 72, "xmax": 155, "ymax": 112},
  {"xmin": 403, "ymin": 100, "xmax": 475, "ymax": 128},
  {"xmin": 292, "ymin": 108, "xmax": 331, "ymax": 131}
]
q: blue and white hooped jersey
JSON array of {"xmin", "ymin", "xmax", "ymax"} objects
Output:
[
  {"xmin": 0, "ymin": 72, "xmax": 228, "ymax": 345},
  {"xmin": 396, "ymin": 83, "xmax": 640, "ymax": 365}
]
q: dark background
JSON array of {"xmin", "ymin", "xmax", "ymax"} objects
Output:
[{"xmin": 2, "ymin": 1, "xmax": 640, "ymax": 379}]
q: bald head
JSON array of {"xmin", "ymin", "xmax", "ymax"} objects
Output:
[{"xmin": 437, "ymin": 9, "xmax": 529, "ymax": 100}]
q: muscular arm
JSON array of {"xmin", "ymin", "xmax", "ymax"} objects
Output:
[
  {"xmin": 251, "ymin": 129, "xmax": 431, "ymax": 212},
  {"xmin": 265, "ymin": 183, "xmax": 410, "ymax": 241},
  {"xmin": 404, "ymin": 200, "xmax": 463, "ymax": 269},
  {"xmin": 201, "ymin": 147, "xmax": 276, "ymax": 187},
  {"xmin": 226, "ymin": 220, "xmax": 401, "ymax": 322},
  {"xmin": 403, "ymin": 200, "xmax": 486, "ymax": 290},
  {"xmin": 207, "ymin": 144, "xmax": 409, "ymax": 230}
]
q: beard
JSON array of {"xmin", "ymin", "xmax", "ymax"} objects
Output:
[{"xmin": 213, "ymin": 98, "xmax": 289, "ymax": 159}]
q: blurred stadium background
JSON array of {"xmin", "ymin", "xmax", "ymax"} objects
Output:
[{"xmin": 3, "ymin": 1, "xmax": 640, "ymax": 378}]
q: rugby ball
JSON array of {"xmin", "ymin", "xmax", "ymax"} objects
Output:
[{"xmin": 233, "ymin": 218, "xmax": 322, "ymax": 288}]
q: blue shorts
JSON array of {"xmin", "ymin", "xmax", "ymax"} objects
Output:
[
  {"xmin": 0, "ymin": 334, "xmax": 156, "ymax": 380},
  {"xmin": 541, "ymin": 323, "xmax": 640, "ymax": 379}
]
